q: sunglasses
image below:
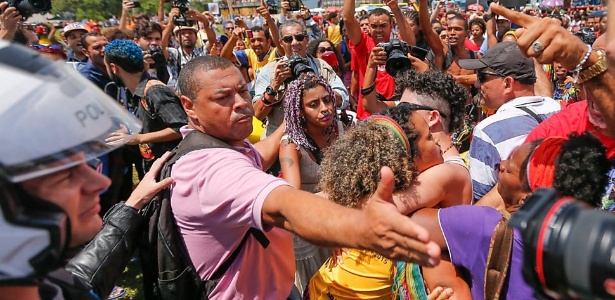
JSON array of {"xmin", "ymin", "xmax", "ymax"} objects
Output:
[
  {"xmin": 439, "ymin": 34, "xmax": 448, "ymax": 39},
  {"xmin": 477, "ymin": 70, "xmax": 504, "ymax": 83},
  {"xmin": 398, "ymin": 102, "xmax": 448, "ymax": 119},
  {"xmin": 281, "ymin": 33, "xmax": 307, "ymax": 43},
  {"xmin": 317, "ymin": 46, "xmax": 334, "ymax": 53},
  {"xmin": 225, "ymin": 27, "xmax": 234, "ymax": 30},
  {"xmin": 31, "ymin": 44, "xmax": 63, "ymax": 51}
]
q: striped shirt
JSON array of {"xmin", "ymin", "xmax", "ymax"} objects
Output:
[{"xmin": 469, "ymin": 96, "xmax": 561, "ymax": 200}]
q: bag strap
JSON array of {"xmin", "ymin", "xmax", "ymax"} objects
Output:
[
  {"xmin": 516, "ymin": 106, "xmax": 543, "ymax": 124},
  {"xmin": 163, "ymin": 130, "xmax": 270, "ymax": 280},
  {"xmin": 484, "ymin": 210, "xmax": 514, "ymax": 300}
]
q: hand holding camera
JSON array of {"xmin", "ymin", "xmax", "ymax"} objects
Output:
[
  {"xmin": 122, "ymin": 0, "xmax": 134, "ymax": 12},
  {"xmin": 0, "ymin": 3, "xmax": 21, "ymax": 34},
  {"xmin": 232, "ymin": 26, "xmax": 245, "ymax": 38},
  {"xmin": 3, "ymin": 0, "xmax": 50, "ymax": 19},
  {"xmin": 272, "ymin": 61, "xmax": 292, "ymax": 90},
  {"xmin": 368, "ymin": 46, "xmax": 388, "ymax": 68}
]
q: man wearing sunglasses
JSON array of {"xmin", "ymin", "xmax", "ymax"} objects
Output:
[
  {"xmin": 458, "ymin": 42, "xmax": 561, "ymax": 201},
  {"xmin": 253, "ymin": 19, "xmax": 349, "ymax": 137}
]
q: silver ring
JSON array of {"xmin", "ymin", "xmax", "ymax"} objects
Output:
[{"xmin": 531, "ymin": 40, "xmax": 543, "ymax": 53}]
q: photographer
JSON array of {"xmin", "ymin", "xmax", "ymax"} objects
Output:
[
  {"xmin": 254, "ymin": 20, "xmax": 349, "ymax": 138},
  {"xmin": 133, "ymin": 21, "xmax": 171, "ymax": 84},
  {"xmin": 0, "ymin": 41, "xmax": 173, "ymax": 300}
]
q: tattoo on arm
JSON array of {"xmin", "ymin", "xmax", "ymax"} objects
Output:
[{"xmin": 280, "ymin": 157, "xmax": 294, "ymax": 167}]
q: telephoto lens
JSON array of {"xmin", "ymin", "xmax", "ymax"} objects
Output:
[{"xmin": 510, "ymin": 188, "xmax": 615, "ymax": 300}]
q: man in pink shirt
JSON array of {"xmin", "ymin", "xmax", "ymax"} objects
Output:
[{"xmin": 171, "ymin": 56, "xmax": 441, "ymax": 298}]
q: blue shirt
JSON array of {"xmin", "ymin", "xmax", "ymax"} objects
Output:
[{"xmin": 78, "ymin": 61, "xmax": 118, "ymax": 99}]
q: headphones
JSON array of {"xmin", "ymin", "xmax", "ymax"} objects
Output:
[{"xmin": 0, "ymin": 180, "xmax": 70, "ymax": 283}]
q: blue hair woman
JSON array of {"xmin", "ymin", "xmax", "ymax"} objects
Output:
[{"xmin": 278, "ymin": 72, "xmax": 345, "ymax": 294}]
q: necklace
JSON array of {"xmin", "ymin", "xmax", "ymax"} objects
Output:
[{"xmin": 441, "ymin": 143, "xmax": 455, "ymax": 155}]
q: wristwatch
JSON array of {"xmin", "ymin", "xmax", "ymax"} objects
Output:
[
  {"xmin": 265, "ymin": 85, "xmax": 277, "ymax": 96},
  {"xmin": 578, "ymin": 50, "xmax": 607, "ymax": 84}
]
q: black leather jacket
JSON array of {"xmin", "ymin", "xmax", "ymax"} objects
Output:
[{"xmin": 41, "ymin": 202, "xmax": 144, "ymax": 300}]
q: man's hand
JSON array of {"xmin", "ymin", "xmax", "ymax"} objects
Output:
[
  {"xmin": 143, "ymin": 52, "xmax": 155, "ymax": 70},
  {"xmin": 256, "ymin": 5, "xmax": 272, "ymax": 21},
  {"xmin": 232, "ymin": 26, "xmax": 245, "ymax": 38},
  {"xmin": 359, "ymin": 167, "xmax": 441, "ymax": 266},
  {"xmin": 125, "ymin": 152, "xmax": 174, "ymax": 210},
  {"xmin": 280, "ymin": 0, "xmax": 290, "ymax": 14},
  {"xmin": 122, "ymin": 0, "xmax": 134, "ymax": 12},
  {"xmin": 492, "ymin": 3, "xmax": 587, "ymax": 70},
  {"xmin": 168, "ymin": 7, "xmax": 180, "ymax": 21},
  {"xmin": 368, "ymin": 47, "xmax": 387, "ymax": 68},
  {"xmin": 409, "ymin": 55, "xmax": 429, "ymax": 72},
  {"xmin": 0, "ymin": 3, "xmax": 21, "ymax": 36},
  {"xmin": 271, "ymin": 61, "xmax": 292, "ymax": 90},
  {"xmin": 184, "ymin": 9, "xmax": 208, "ymax": 26},
  {"xmin": 105, "ymin": 124, "xmax": 139, "ymax": 146},
  {"xmin": 385, "ymin": 0, "xmax": 401, "ymax": 10}
]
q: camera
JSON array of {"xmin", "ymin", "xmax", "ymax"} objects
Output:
[
  {"xmin": 575, "ymin": 27, "xmax": 596, "ymax": 45},
  {"xmin": 286, "ymin": 54, "xmax": 314, "ymax": 83},
  {"xmin": 509, "ymin": 188, "xmax": 615, "ymax": 300},
  {"xmin": 288, "ymin": 0, "xmax": 302, "ymax": 11},
  {"xmin": 377, "ymin": 39, "xmax": 412, "ymax": 76},
  {"xmin": 172, "ymin": 0, "xmax": 193, "ymax": 27},
  {"xmin": 5, "ymin": 0, "xmax": 51, "ymax": 19},
  {"xmin": 145, "ymin": 45, "xmax": 166, "ymax": 68},
  {"xmin": 266, "ymin": 0, "xmax": 278, "ymax": 15}
]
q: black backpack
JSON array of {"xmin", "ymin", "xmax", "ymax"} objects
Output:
[{"xmin": 139, "ymin": 130, "xmax": 270, "ymax": 300}]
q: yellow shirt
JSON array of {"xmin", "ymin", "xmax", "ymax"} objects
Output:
[
  {"xmin": 308, "ymin": 249, "xmax": 395, "ymax": 299},
  {"xmin": 244, "ymin": 47, "xmax": 277, "ymax": 80},
  {"xmin": 327, "ymin": 24, "xmax": 342, "ymax": 46}
]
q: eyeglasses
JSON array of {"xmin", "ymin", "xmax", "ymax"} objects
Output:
[
  {"xmin": 398, "ymin": 102, "xmax": 448, "ymax": 119},
  {"xmin": 439, "ymin": 34, "xmax": 448, "ymax": 39},
  {"xmin": 281, "ymin": 33, "xmax": 307, "ymax": 43},
  {"xmin": 477, "ymin": 69, "xmax": 505, "ymax": 83},
  {"xmin": 225, "ymin": 27, "xmax": 234, "ymax": 31},
  {"xmin": 31, "ymin": 44, "xmax": 63, "ymax": 51},
  {"xmin": 317, "ymin": 46, "xmax": 334, "ymax": 53}
]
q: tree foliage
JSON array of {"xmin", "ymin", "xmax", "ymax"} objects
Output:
[{"xmin": 51, "ymin": 0, "xmax": 211, "ymax": 21}]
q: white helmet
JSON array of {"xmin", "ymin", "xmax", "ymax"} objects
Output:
[{"xmin": 0, "ymin": 40, "xmax": 141, "ymax": 282}]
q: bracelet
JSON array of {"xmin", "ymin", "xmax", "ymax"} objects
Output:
[
  {"xmin": 573, "ymin": 44, "xmax": 592, "ymax": 83},
  {"xmin": 361, "ymin": 83, "xmax": 376, "ymax": 96},
  {"xmin": 578, "ymin": 50, "xmax": 607, "ymax": 84}
]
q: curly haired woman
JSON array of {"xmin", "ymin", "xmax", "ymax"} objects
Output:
[
  {"xmin": 279, "ymin": 72, "xmax": 345, "ymax": 294},
  {"xmin": 306, "ymin": 105, "xmax": 466, "ymax": 299}
]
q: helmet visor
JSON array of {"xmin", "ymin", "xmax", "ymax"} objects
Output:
[{"xmin": 0, "ymin": 57, "xmax": 142, "ymax": 183}]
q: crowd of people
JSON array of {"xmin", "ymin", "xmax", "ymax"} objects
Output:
[{"xmin": 1, "ymin": 0, "xmax": 615, "ymax": 299}]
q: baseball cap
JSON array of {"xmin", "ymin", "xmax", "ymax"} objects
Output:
[
  {"xmin": 62, "ymin": 23, "xmax": 88, "ymax": 37},
  {"xmin": 458, "ymin": 41, "xmax": 536, "ymax": 83},
  {"xmin": 173, "ymin": 26, "xmax": 198, "ymax": 34}
]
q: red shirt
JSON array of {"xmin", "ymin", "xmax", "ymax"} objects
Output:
[
  {"xmin": 349, "ymin": 31, "xmax": 395, "ymax": 120},
  {"xmin": 524, "ymin": 101, "xmax": 615, "ymax": 159}
]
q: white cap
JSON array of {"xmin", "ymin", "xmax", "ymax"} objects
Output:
[{"xmin": 0, "ymin": 41, "xmax": 142, "ymax": 182}]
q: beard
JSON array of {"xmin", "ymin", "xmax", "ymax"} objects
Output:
[{"xmin": 109, "ymin": 72, "xmax": 125, "ymax": 88}]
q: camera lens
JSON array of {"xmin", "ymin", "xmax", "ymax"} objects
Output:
[
  {"xmin": 510, "ymin": 188, "xmax": 615, "ymax": 299},
  {"xmin": 385, "ymin": 49, "xmax": 412, "ymax": 77}
]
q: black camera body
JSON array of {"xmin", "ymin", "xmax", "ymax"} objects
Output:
[
  {"xmin": 510, "ymin": 188, "xmax": 615, "ymax": 300},
  {"xmin": 288, "ymin": 0, "xmax": 301, "ymax": 11},
  {"xmin": 172, "ymin": 0, "xmax": 193, "ymax": 27},
  {"xmin": 285, "ymin": 54, "xmax": 314, "ymax": 83},
  {"xmin": 145, "ymin": 45, "xmax": 166, "ymax": 68},
  {"xmin": 377, "ymin": 39, "xmax": 412, "ymax": 76},
  {"xmin": 575, "ymin": 27, "xmax": 596, "ymax": 45},
  {"xmin": 6, "ymin": 0, "xmax": 51, "ymax": 19},
  {"xmin": 266, "ymin": 0, "xmax": 278, "ymax": 15}
]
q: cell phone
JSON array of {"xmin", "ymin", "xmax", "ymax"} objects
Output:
[
  {"xmin": 242, "ymin": 30, "xmax": 253, "ymax": 39},
  {"xmin": 203, "ymin": 5, "xmax": 209, "ymax": 11},
  {"xmin": 410, "ymin": 46, "xmax": 428, "ymax": 61},
  {"xmin": 132, "ymin": 1, "xmax": 141, "ymax": 8}
]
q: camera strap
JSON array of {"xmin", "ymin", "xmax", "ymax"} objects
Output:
[{"xmin": 484, "ymin": 210, "xmax": 514, "ymax": 300}]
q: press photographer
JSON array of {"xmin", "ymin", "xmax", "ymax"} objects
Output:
[{"xmin": 254, "ymin": 19, "xmax": 349, "ymax": 138}]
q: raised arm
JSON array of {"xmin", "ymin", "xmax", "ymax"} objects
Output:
[
  {"xmin": 342, "ymin": 0, "xmax": 363, "ymax": 46},
  {"xmin": 157, "ymin": 0, "xmax": 165, "ymax": 24},
  {"xmin": 418, "ymin": 0, "xmax": 444, "ymax": 69},
  {"xmin": 119, "ymin": 0, "xmax": 133, "ymax": 31},
  {"xmin": 388, "ymin": 0, "xmax": 416, "ymax": 46},
  {"xmin": 220, "ymin": 27, "xmax": 244, "ymax": 63},
  {"xmin": 256, "ymin": 1, "xmax": 284, "ymax": 57}
]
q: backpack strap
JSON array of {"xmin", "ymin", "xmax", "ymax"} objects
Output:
[
  {"xmin": 516, "ymin": 106, "xmax": 544, "ymax": 124},
  {"xmin": 484, "ymin": 210, "xmax": 514, "ymax": 300}
]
